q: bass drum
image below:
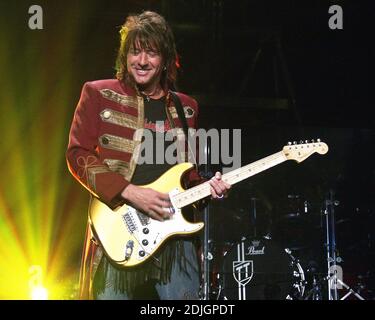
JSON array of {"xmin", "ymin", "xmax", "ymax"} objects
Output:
[{"xmin": 217, "ymin": 237, "xmax": 305, "ymax": 300}]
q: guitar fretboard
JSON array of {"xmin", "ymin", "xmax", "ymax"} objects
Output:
[{"xmin": 172, "ymin": 151, "xmax": 287, "ymax": 208}]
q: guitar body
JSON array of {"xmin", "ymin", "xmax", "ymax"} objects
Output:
[{"xmin": 89, "ymin": 162, "xmax": 204, "ymax": 268}]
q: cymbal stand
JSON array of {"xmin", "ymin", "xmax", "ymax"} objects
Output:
[
  {"xmin": 324, "ymin": 189, "xmax": 338, "ymax": 300},
  {"xmin": 336, "ymin": 279, "xmax": 365, "ymax": 300},
  {"xmin": 324, "ymin": 189, "xmax": 365, "ymax": 300}
]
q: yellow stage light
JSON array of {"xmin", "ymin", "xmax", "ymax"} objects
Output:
[
  {"xmin": 31, "ymin": 286, "xmax": 49, "ymax": 300},
  {"xmin": 29, "ymin": 265, "xmax": 48, "ymax": 300},
  {"xmin": 0, "ymin": 2, "xmax": 93, "ymax": 299}
]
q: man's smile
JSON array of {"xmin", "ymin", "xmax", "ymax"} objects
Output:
[{"xmin": 135, "ymin": 69, "xmax": 151, "ymax": 76}]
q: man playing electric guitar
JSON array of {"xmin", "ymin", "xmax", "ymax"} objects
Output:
[{"xmin": 66, "ymin": 11, "xmax": 230, "ymax": 300}]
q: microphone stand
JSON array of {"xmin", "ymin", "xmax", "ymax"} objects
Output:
[{"xmin": 201, "ymin": 140, "xmax": 212, "ymax": 300}]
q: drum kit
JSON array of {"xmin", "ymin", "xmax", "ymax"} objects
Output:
[
  {"xmin": 205, "ymin": 191, "xmax": 372, "ymax": 300},
  {"xmin": 215, "ymin": 237, "xmax": 306, "ymax": 300}
]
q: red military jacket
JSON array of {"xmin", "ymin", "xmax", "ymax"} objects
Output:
[{"xmin": 66, "ymin": 79, "xmax": 201, "ymax": 299}]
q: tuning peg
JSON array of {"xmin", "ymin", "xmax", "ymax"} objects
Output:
[
  {"xmin": 293, "ymin": 141, "xmax": 297, "ymax": 145},
  {"xmin": 305, "ymin": 140, "xmax": 309, "ymax": 144},
  {"xmin": 311, "ymin": 139, "xmax": 315, "ymax": 143},
  {"xmin": 288, "ymin": 141, "xmax": 292, "ymax": 146},
  {"xmin": 317, "ymin": 138, "xmax": 321, "ymax": 142},
  {"xmin": 299, "ymin": 140, "xmax": 304, "ymax": 144}
]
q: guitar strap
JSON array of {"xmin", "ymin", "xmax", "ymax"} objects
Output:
[{"xmin": 169, "ymin": 91, "xmax": 197, "ymax": 167}]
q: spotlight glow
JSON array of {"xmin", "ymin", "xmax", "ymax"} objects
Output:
[
  {"xmin": 0, "ymin": 2, "xmax": 90, "ymax": 299},
  {"xmin": 31, "ymin": 286, "xmax": 49, "ymax": 300},
  {"xmin": 29, "ymin": 265, "xmax": 48, "ymax": 300}
]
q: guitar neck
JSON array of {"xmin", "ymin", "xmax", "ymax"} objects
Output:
[{"xmin": 172, "ymin": 151, "xmax": 287, "ymax": 209}]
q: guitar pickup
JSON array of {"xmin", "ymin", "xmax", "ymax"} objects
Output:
[{"xmin": 123, "ymin": 213, "xmax": 136, "ymax": 233}]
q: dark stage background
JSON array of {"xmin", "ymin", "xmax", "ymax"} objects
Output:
[{"xmin": 0, "ymin": 0, "xmax": 373, "ymax": 299}]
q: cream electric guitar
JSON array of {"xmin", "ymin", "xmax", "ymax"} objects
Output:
[{"xmin": 89, "ymin": 140, "xmax": 328, "ymax": 268}]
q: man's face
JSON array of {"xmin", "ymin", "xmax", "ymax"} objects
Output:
[{"xmin": 127, "ymin": 42, "xmax": 163, "ymax": 91}]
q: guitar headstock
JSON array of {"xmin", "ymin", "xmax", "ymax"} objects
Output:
[{"xmin": 283, "ymin": 139, "xmax": 329, "ymax": 163}]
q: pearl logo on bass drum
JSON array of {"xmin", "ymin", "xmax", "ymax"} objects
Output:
[{"xmin": 246, "ymin": 241, "xmax": 265, "ymax": 255}]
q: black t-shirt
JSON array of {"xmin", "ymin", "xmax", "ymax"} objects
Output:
[{"xmin": 131, "ymin": 95, "xmax": 175, "ymax": 185}]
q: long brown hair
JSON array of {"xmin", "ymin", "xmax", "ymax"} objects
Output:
[{"xmin": 115, "ymin": 11, "xmax": 178, "ymax": 92}]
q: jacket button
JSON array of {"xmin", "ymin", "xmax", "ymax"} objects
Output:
[
  {"xmin": 185, "ymin": 107, "xmax": 193, "ymax": 116},
  {"xmin": 101, "ymin": 137, "xmax": 109, "ymax": 145},
  {"xmin": 103, "ymin": 110, "xmax": 111, "ymax": 119}
]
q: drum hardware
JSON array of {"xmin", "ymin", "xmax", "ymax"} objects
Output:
[
  {"xmin": 334, "ymin": 277, "xmax": 365, "ymax": 300},
  {"xmin": 284, "ymin": 248, "xmax": 306, "ymax": 299},
  {"xmin": 211, "ymin": 194, "xmax": 308, "ymax": 300},
  {"xmin": 300, "ymin": 260, "xmax": 324, "ymax": 300},
  {"xmin": 263, "ymin": 233, "xmax": 272, "ymax": 240},
  {"xmin": 324, "ymin": 189, "xmax": 365, "ymax": 300},
  {"xmin": 209, "ymin": 189, "xmax": 371, "ymax": 300},
  {"xmin": 303, "ymin": 275, "xmax": 326, "ymax": 300},
  {"xmin": 216, "ymin": 238, "xmax": 306, "ymax": 300}
]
